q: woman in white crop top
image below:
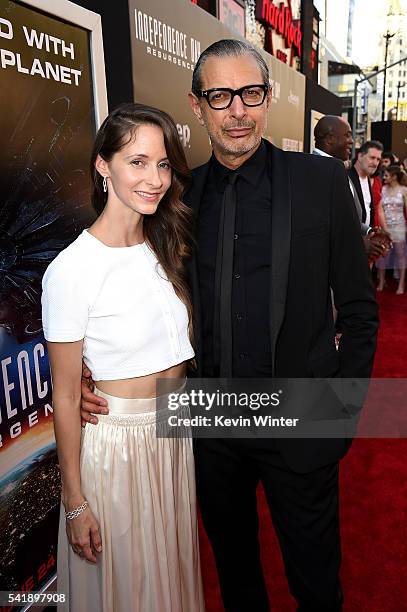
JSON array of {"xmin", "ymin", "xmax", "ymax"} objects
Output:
[{"xmin": 42, "ymin": 104, "xmax": 204, "ymax": 612}]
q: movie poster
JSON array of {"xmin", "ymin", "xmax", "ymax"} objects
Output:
[{"xmin": 0, "ymin": 0, "xmax": 96, "ymax": 599}]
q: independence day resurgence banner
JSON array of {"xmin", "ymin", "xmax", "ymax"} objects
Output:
[
  {"xmin": 0, "ymin": 0, "xmax": 96, "ymax": 598},
  {"xmin": 128, "ymin": 0, "xmax": 305, "ymax": 167}
]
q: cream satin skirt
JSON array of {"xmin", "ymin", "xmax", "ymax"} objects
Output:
[{"xmin": 57, "ymin": 387, "xmax": 205, "ymax": 612}]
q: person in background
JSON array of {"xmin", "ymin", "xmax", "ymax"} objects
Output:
[
  {"xmin": 42, "ymin": 103, "xmax": 204, "ymax": 612},
  {"xmin": 313, "ymin": 118, "xmax": 390, "ymax": 261},
  {"xmin": 381, "ymin": 151, "xmax": 395, "ymax": 171},
  {"xmin": 313, "ymin": 115, "xmax": 353, "ymax": 163},
  {"xmin": 370, "ymin": 165, "xmax": 383, "ymax": 227},
  {"xmin": 376, "ymin": 165, "xmax": 407, "ymax": 294},
  {"xmin": 349, "ymin": 141, "xmax": 384, "ymax": 237}
]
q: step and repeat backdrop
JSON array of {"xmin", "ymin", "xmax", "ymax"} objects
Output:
[
  {"xmin": 128, "ymin": 0, "xmax": 305, "ymax": 168},
  {"xmin": 0, "ymin": 0, "xmax": 99, "ymax": 601}
]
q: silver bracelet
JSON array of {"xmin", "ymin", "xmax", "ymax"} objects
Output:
[{"xmin": 65, "ymin": 500, "xmax": 89, "ymax": 520}]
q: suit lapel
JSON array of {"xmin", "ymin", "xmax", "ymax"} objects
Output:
[
  {"xmin": 349, "ymin": 167, "xmax": 366, "ymax": 223},
  {"xmin": 185, "ymin": 162, "xmax": 211, "ymax": 375},
  {"xmin": 349, "ymin": 179, "xmax": 363, "ymax": 223},
  {"xmin": 269, "ymin": 143, "xmax": 292, "ymax": 376},
  {"xmin": 184, "ymin": 162, "xmax": 211, "ymax": 213}
]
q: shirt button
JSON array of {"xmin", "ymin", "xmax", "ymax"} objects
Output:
[
  {"xmin": 234, "ymin": 234, "xmax": 239, "ymax": 240},
  {"xmin": 235, "ymin": 313, "xmax": 242, "ymax": 321},
  {"xmin": 239, "ymin": 353, "xmax": 246, "ymax": 360},
  {"xmin": 234, "ymin": 273, "xmax": 241, "ymax": 280}
]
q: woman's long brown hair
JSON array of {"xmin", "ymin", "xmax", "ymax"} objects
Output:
[
  {"xmin": 90, "ymin": 103, "xmax": 194, "ymax": 338},
  {"xmin": 386, "ymin": 164, "xmax": 407, "ymax": 187}
]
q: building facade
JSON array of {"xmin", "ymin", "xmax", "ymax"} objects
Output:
[{"xmin": 377, "ymin": 0, "xmax": 407, "ymax": 121}]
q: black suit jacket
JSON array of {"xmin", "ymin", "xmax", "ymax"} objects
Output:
[
  {"xmin": 348, "ymin": 165, "xmax": 374, "ymax": 227},
  {"xmin": 185, "ymin": 140, "xmax": 378, "ymax": 472}
]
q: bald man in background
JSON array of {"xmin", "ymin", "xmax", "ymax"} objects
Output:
[{"xmin": 313, "ymin": 115, "xmax": 390, "ymax": 261}]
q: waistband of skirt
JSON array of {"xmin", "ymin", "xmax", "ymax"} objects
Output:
[{"xmin": 94, "ymin": 382, "xmax": 187, "ymax": 415}]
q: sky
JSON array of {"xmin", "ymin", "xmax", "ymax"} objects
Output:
[
  {"xmin": 314, "ymin": 0, "xmax": 407, "ymax": 69},
  {"xmin": 351, "ymin": 0, "xmax": 407, "ymax": 68},
  {"xmin": 352, "ymin": 0, "xmax": 386, "ymax": 67}
]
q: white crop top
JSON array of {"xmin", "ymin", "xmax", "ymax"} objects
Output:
[{"xmin": 41, "ymin": 230, "xmax": 194, "ymax": 380}]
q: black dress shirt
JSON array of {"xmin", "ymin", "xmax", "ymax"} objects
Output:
[{"xmin": 196, "ymin": 140, "xmax": 272, "ymax": 377}]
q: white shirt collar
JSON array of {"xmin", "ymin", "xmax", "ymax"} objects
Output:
[{"xmin": 313, "ymin": 147, "xmax": 332, "ymax": 158}]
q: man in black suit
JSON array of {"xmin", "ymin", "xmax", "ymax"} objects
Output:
[
  {"xmin": 348, "ymin": 140, "xmax": 383, "ymax": 233},
  {"xmin": 185, "ymin": 40, "xmax": 377, "ymax": 612},
  {"xmin": 81, "ymin": 40, "xmax": 378, "ymax": 612},
  {"xmin": 313, "ymin": 116, "xmax": 389, "ymax": 260}
]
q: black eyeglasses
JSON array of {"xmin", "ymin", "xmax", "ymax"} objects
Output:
[{"xmin": 194, "ymin": 84, "xmax": 269, "ymax": 110}]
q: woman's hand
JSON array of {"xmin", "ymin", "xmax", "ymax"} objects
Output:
[{"xmin": 66, "ymin": 504, "xmax": 102, "ymax": 563}]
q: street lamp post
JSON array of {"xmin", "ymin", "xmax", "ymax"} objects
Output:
[{"xmin": 382, "ymin": 30, "xmax": 396, "ymax": 121}]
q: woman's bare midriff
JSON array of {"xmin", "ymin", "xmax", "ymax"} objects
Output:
[{"xmin": 94, "ymin": 361, "xmax": 187, "ymax": 399}]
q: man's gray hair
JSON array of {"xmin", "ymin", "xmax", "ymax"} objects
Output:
[{"xmin": 192, "ymin": 39, "xmax": 270, "ymax": 92}]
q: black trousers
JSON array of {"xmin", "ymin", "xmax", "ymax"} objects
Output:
[{"xmin": 194, "ymin": 438, "xmax": 343, "ymax": 612}]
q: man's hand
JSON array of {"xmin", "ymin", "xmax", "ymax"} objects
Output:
[
  {"xmin": 369, "ymin": 226, "xmax": 392, "ymax": 249},
  {"xmin": 81, "ymin": 361, "xmax": 108, "ymax": 426},
  {"xmin": 364, "ymin": 227, "xmax": 392, "ymax": 262},
  {"xmin": 363, "ymin": 235, "xmax": 384, "ymax": 260}
]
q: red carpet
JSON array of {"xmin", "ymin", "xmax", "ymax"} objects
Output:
[{"xmin": 199, "ymin": 279, "xmax": 407, "ymax": 611}]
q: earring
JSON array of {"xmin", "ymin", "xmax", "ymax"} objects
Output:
[{"xmin": 103, "ymin": 176, "xmax": 107, "ymax": 193}]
